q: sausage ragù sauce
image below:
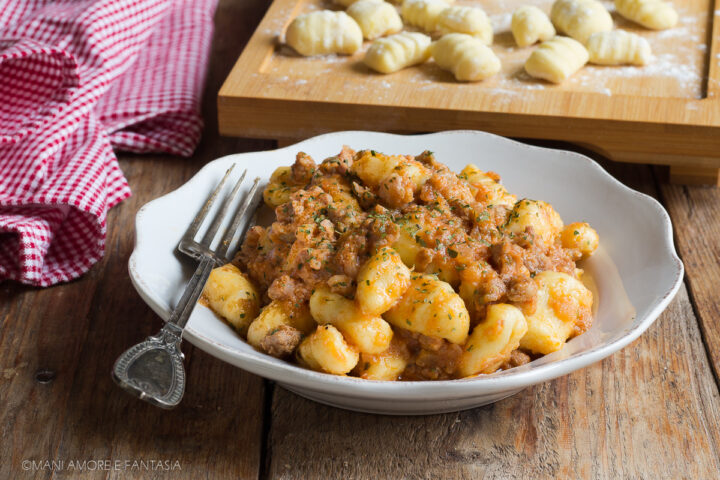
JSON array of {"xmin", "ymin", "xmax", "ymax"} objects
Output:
[{"xmin": 225, "ymin": 147, "xmax": 597, "ymax": 380}]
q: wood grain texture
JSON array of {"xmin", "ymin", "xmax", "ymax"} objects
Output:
[
  {"xmin": 660, "ymin": 180, "xmax": 720, "ymax": 384},
  {"xmin": 218, "ymin": 0, "xmax": 720, "ymax": 172},
  {"xmin": 0, "ymin": 0, "xmax": 274, "ymax": 478}
]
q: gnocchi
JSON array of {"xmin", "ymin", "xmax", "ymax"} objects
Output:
[
  {"xmin": 459, "ymin": 164, "xmax": 517, "ymax": 209},
  {"xmin": 202, "ymin": 264, "xmax": 260, "ymax": 334},
  {"xmin": 347, "ymin": 0, "xmax": 403, "ymax": 40},
  {"xmin": 615, "ymin": 0, "xmax": 677, "ymax": 30},
  {"xmin": 504, "ymin": 199, "xmax": 564, "ymax": 246},
  {"xmin": 520, "ymin": 271, "xmax": 593, "ymax": 354},
  {"xmin": 298, "ymin": 325, "xmax": 359, "ymax": 374},
  {"xmin": 384, "ymin": 274, "xmax": 470, "ymax": 344},
  {"xmin": 221, "ymin": 147, "xmax": 600, "ymax": 380},
  {"xmin": 550, "ymin": 0, "xmax": 613, "ymax": 44},
  {"xmin": 436, "ymin": 6, "xmax": 493, "ymax": 45},
  {"xmin": 247, "ymin": 300, "xmax": 315, "ymax": 349},
  {"xmin": 364, "ymin": 32, "xmax": 432, "ymax": 73},
  {"xmin": 431, "ymin": 33, "xmax": 501, "ymax": 82},
  {"xmin": 356, "ymin": 246, "xmax": 412, "ymax": 315},
  {"xmin": 560, "ymin": 222, "xmax": 599, "ymax": 259},
  {"xmin": 401, "ymin": 0, "xmax": 450, "ymax": 32},
  {"xmin": 587, "ymin": 30, "xmax": 651, "ymax": 65},
  {"xmin": 310, "ymin": 287, "xmax": 394, "ymax": 354},
  {"xmin": 349, "ymin": 149, "xmax": 430, "ymax": 207},
  {"xmin": 458, "ymin": 304, "xmax": 528, "ymax": 377},
  {"xmin": 285, "ymin": 11, "xmax": 363, "ymax": 56},
  {"xmin": 524, "ymin": 36, "xmax": 589, "ymax": 84},
  {"xmin": 511, "ymin": 5, "xmax": 556, "ymax": 47},
  {"xmin": 354, "ymin": 339, "xmax": 409, "ymax": 380}
]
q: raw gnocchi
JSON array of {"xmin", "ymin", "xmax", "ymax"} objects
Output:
[
  {"xmin": 401, "ymin": 0, "xmax": 450, "ymax": 32},
  {"xmin": 524, "ymin": 36, "xmax": 589, "ymax": 84},
  {"xmin": 310, "ymin": 287, "xmax": 394, "ymax": 354},
  {"xmin": 550, "ymin": 0, "xmax": 613, "ymax": 44},
  {"xmin": 384, "ymin": 274, "xmax": 470, "ymax": 344},
  {"xmin": 202, "ymin": 264, "xmax": 260, "ymax": 334},
  {"xmin": 347, "ymin": 0, "xmax": 403, "ymax": 40},
  {"xmin": 587, "ymin": 30, "xmax": 651, "ymax": 66},
  {"xmin": 614, "ymin": 0, "xmax": 678, "ymax": 30},
  {"xmin": 285, "ymin": 11, "xmax": 363, "ymax": 56},
  {"xmin": 363, "ymin": 32, "xmax": 432, "ymax": 73},
  {"xmin": 519, "ymin": 271, "xmax": 593, "ymax": 355},
  {"xmin": 431, "ymin": 33, "xmax": 501, "ymax": 82},
  {"xmin": 436, "ymin": 6, "xmax": 493, "ymax": 45},
  {"xmin": 511, "ymin": 5, "xmax": 556, "ymax": 47},
  {"xmin": 458, "ymin": 304, "xmax": 528, "ymax": 377},
  {"xmin": 298, "ymin": 325, "xmax": 359, "ymax": 374},
  {"xmin": 356, "ymin": 246, "xmax": 412, "ymax": 316}
]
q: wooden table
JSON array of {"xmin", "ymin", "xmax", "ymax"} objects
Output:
[{"xmin": 2, "ymin": 1, "xmax": 720, "ymax": 478}]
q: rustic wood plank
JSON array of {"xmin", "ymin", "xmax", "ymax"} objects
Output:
[
  {"xmin": 0, "ymin": 0, "xmax": 275, "ymax": 478},
  {"xmin": 659, "ymin": 180, "xmax": 720, "ymax": 383},
  {"xmin": 265, "ymin": 158, "xmax": 720, "ymax": 479}
]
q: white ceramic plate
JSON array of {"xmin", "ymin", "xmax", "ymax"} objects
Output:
[{"xmin": 129, "ymin": 131, "xmax": 683, "ymax": 415}]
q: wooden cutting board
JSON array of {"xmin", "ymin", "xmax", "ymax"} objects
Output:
[{"xmin": 218, "ymin": 0, "xmax": 720, "ymax": 185}]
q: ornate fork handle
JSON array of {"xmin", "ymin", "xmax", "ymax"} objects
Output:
[{"xmin": 112, "ymin": 256, "xmax": 215, "ymax": 408}]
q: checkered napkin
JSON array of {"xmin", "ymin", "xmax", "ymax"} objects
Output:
[{"xmin": 0, "ymin": 0, "xmax": 217, "ymax": 286}]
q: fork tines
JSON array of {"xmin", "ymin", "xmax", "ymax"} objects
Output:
[{"xmin": 178, "ymin": 165, "xmax": 261, "ymax": 265}]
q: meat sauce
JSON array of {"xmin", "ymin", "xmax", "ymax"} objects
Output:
[{"xmin": 235, "ymin": 147, "xmax": 587, "ymax": 379}]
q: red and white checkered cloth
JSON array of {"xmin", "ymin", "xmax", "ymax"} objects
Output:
[{"xmin": 0, "ymin": 0, "xmax": 218, "ymax": 286}]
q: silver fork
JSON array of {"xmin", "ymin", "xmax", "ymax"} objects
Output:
[{"xmin": 112, "ymin": 165, "xmax": 261, "ymax": 409}]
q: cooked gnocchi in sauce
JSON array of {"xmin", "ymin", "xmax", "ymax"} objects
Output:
[{"xmin": 201, "ymin": 148, "xmax": 598, "ymax": 380}]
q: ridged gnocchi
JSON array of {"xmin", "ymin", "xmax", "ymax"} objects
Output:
[
  {"xmin": 436, "ymin": 6, "xmax": 493, "ymax": 45},
  {"xmin": 511, "ymin": 5, "xmax": 556, "ymax": 47},
  {"xmin": 384, "ymin": 274, "xmax": 470, "ymax": 344},
  {"xmin": 247, "ymin": 300, "xmax": 315, "ymax": 348},
  {"xmin": 310, "ymin": 287, "xmax": 393, "ymax": 354},
  {"xmin": 560, "ymin": 222, "xmax": 599, "ymax": 259},
  {"xmin": 364, "ymin": 32, "xmax": 432, "ymax": 73},
  {"xmin": 550, "ymin": 0, "xmax": 613, "ymax": 44},
  {"xmin": 355, "ymin": 339, "xmax": 409, "ymax": 380},
  {"xmin": 298, "ymin": 325, "xmax": 359, "ymax": 374},
  {"xmin": 519, "ymin": 271, "xmax": 593, "ymax": 354},
  {"xmin": 401, "ymin": 0, "xmax": 450, "ymax": 32},
  {"xmin": 349, "ymin": 150, "xmax": 430, "ymax": 207},
  {"xmin": 504, "ymin": 199, "xmax": 564, "ymax": 246},
  {"xmin": 285, "ymin": 11, "xmax": 363, "ymax": 56},
  {"xmin": 263, "ymin": 166, "xmax": 296, "ymax": 208},
  {"xmin": 587, "ymin": 30, "xmax": 651, "ymax": 66},
  {"xmin": 459, "ymin": 164, "xmax": 517, "ymax": 209},
  {"xmin": 615, "ymin": 0, "xmax": 677, "ymax": 30},
  {"xmin": 524, "ymin": 36, "xmax": 589, "ymax": 84},
  {"xmin": 458, "ymin": 304, "xmax": 528, "ymax": 377},
  {"xmin": 431, "ymin": 33, "xmax": 501, "ymax": 82},
  {"xmin": 347, "ymin": 0, "xmax": 403, "ymax": 40},
  {"xmin": 356, "ymin": 246, "xmax": 412, "ymax": 315},
  {"xmin": 202, "ymin": 264, "xmax": 260, "ymax": 334}
]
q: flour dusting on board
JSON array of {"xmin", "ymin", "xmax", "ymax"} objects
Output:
[{"xmin": 266, "ymin": 0, "xmax": 707, "ymax": 100}]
